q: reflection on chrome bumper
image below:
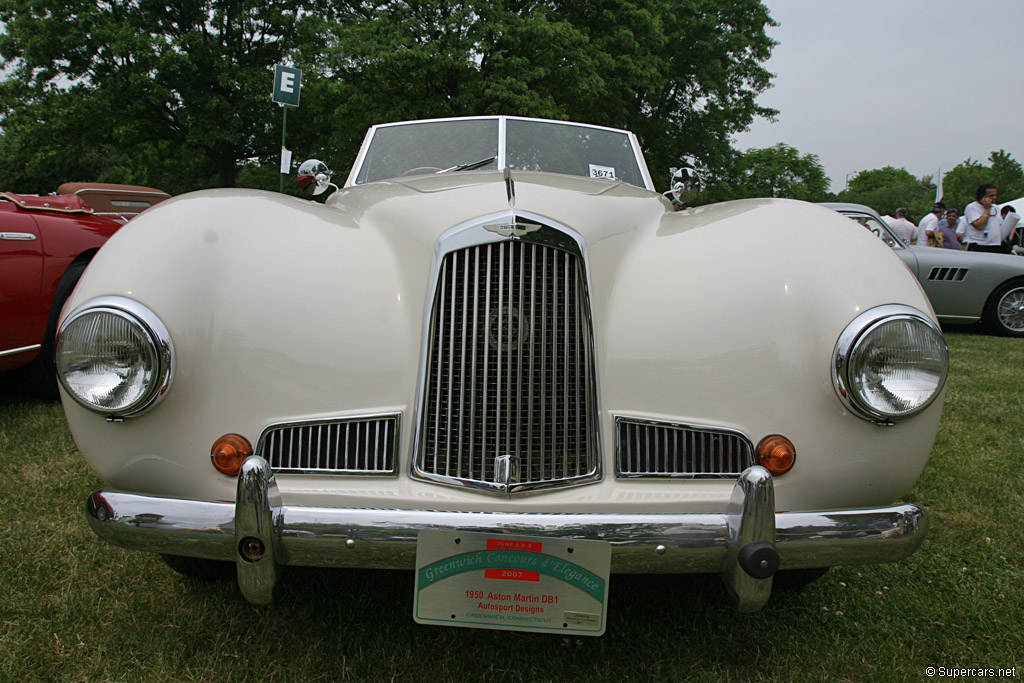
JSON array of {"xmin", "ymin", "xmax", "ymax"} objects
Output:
[{"xmin": 85, "ymin": 457, "xmax": 927, "ymax": 612}]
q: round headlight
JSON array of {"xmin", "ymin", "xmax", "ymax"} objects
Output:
[
  {"xmin": 833, "ymin": 305, "xmax": 948, "ymax": 424},
  {"xmin": 56, "ymin": 297, "xmax": 172, "ymax": 417}
]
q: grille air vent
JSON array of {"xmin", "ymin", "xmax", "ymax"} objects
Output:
[
  {"xmin": 927, "ymin": 267, "xmax": 968, "ymax": 282},
  {"xmin": 616, "ymin": 417, "xmax": 754, "ymax": 478},
  {"xmin": 257, "ymin": 415, "xmax": 399, "ymax": 475}
]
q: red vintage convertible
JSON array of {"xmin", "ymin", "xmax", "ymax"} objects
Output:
[{"xmin": 1, "ymin": 183, "xmax": 170, "ymax": 390}]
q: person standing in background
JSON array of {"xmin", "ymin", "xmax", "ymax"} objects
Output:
[
  {"xmin": 999, "ymin": 204, "xmax": 1020, "ymax": 253},
  {"xmin": 935, "ymin": 207, "xmax": 963, "ymax": 250},
  {"xmin": 889, "ymin": 208, "xmax": 917, "ymax": 244},
  {"xmin": 916, "ymin": 202, "xmax": 945, "ymax": 246},
  {"xmin": 963, "ymin": 184, "xmax": 1002, "ymax": 252}
]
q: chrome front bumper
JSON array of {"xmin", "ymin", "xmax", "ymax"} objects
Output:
[{"xmin": 85, "ymin": 457, "xmax": 927, "ymax": 612}]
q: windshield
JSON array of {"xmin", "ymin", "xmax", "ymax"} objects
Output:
[
  {"xmin": 842, "ymin": 211, "xmax": 903, "ymax": 249},
  {"xmin": 350, "ymin": 117, "xmax": 650, "ymax": 189}
]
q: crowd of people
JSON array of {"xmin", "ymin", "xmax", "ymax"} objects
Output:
[{"xmin": 892, "ymin": 184, "xmax": 1021, "ymax": 253}]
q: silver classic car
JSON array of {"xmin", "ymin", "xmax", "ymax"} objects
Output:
[
  {"xmin": 823, "ymin": 202, "xmax": 1024, "ymax": 336},
  {"xmin": 57, "ymin": 117, "xmax": 948, "ymax": 633}
]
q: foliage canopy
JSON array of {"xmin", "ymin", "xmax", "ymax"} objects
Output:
[
  {"xmin": 836, "ymin": 166, "xmax": 935, "ymax": 218},
  {"xmin": 0, "ymin": 0, "xmax": 778, "ymax": 195},
  {"xmin": 939, "ymin": 151, "xmax": 1024, "ymax": 213},
  {"xmin": 835, "ymin": 153, "xmax": 1024, "ymax": 220},
  {"xmin": 702, "ymin": 143, "xmax": 832, "ymax": 203},
  {"xmin": 0, "ymin": 0, "xmax": 310, "ymax": 192}
]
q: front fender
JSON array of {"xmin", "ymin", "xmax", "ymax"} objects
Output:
[{"xmin": 590, "ymin": 199, "xmax": 940, "ymax": 510}]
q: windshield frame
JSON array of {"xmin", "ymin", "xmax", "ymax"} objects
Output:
[{"xmin": 343, "ymin": 115, "xmax": 655, "ymax": 191}]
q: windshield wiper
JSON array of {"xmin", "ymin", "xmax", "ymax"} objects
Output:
[{"xmin": 438, "ymin": 156, "xmax": 497, "ymax": 173}]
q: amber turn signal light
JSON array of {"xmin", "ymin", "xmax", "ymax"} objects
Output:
[
  {"xmin": 756, "ymin": 435, "xmax": 796, "ymax": 476},
  {"xmin": 211, "ymin": 433, "xmax": 253, "ymax": 476}
]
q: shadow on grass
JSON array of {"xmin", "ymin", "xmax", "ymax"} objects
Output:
[
  {"xmin": 165, "ymin": 563, "xmax": 744, "ymax": 636},
  {"xmin": 144, "ymin": 561, "xmax": 835, "ymax": 681},
  {"xmin": 0, "ymin": 364, "xmax": 54, "ymax": 406}
]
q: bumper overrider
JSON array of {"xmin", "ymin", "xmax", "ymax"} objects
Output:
[{"xmin": 85, "ymin": 457, "xmax": 927, "ymax": 612}]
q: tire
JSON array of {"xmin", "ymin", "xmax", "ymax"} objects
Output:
[
  {"xmin": 772, "ymin": 567, "xmax": 830, "ymax": 591},
  {"xmin": 160, "ymin": 554, "xmax": 236, "ymax": 581},
  {"xmin": 983, "ymin": 278, "xmax": 1024, "ymax": 337},
  {"xmin": 34, "ymin": 260, "xmax": 88, "ymax": 399}
]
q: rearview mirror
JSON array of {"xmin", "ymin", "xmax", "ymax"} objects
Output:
[
  {"xmin": 666, "ymin": 167, "xmax": 702, "ymax": 207},
  {"xmin": 297, "ymin": 159, "xmax": 337, "ymax": 197}
]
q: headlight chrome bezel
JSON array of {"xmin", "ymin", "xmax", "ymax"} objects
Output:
[
  {"xmin": 56, "ymin": 296, "xmax": 173, "ymax": 418},
  {"xmin": 833, "ymin": 305, "xmax": 948, "ymax": 425}
]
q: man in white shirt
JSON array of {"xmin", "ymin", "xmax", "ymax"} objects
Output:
[
  {"xmin": 964, "ymin": 184, "xmax": 1002, "ymax": 252},
  {"xmin": 915, "ymin": 202, "xmax": 944, "ymax": 246},
  {"xmin": 888, "ymin": 208, "xmax": 917, "ymax": 244}
]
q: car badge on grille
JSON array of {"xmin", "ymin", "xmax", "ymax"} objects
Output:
[
  {"xmin": 483, "ymin": 221, "xmax": 541, "ymax": 239},
  {"xmin": 488, "ymin": 306, "xmax": 529, "ymax": 351},
  {"xmin": 495, "ymin": 454, "xmax": 520, "ymax": 489}
]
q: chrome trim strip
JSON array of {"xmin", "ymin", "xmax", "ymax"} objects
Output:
[
  {"xmin": 0, "ymin": 232, "xmax": 38, "ymax": 241},
  {"xmin": 84, "ymin": 467, "xmax": 928, "ymax": 580},
  {"xmin": 0, "ymin": 344, "xmax": 41, "ymax": 358},
  {"xmin": 496, "ymin": 116, "xmax": 508, "ymax": 171},
  {"xmin": 70, "ymin": 188, "xmax": 168, "ymax": 197}
]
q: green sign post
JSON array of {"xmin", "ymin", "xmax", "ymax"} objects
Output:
[{"xmin": 273, "ymin": 66, "xmax": 302, "ymax": 191}]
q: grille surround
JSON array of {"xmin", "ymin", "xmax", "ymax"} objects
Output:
[
  {"xmin": 615, "ymin": 416, "xmax": 755, "ymax": 479},
  {"xmin": 413, "ymin": 215, "xmax": 601, "ymax": 495},
  {"xmin": 256, "ymin": 414, "xmax": 400, "ymax": 475}
]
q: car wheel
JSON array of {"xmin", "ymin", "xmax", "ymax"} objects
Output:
[
  {"xmin": 983, "ymin": 278, "xmax": 1024, "ymax": 337},
  {"xmin": 160, "ymin": 554, "xmax": 236, "ymax": 580},
  {"xmin": 772, "ymin": 567, "xmax": 830, "ymax": 591},
  {"xmin": 35, "ymin": 260, "xmax": 88, "ymax": 398}
]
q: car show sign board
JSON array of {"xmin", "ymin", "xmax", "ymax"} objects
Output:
[
  {"xmin": 414, "ymin": 530, "xmax": 611, "ymax": 636},
  {"xmin": 273, "ymin": 65, "xmax": 302, "ymax": 107}
]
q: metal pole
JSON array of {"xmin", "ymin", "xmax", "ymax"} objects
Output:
[{"xmin": 280, "ymin": 105, "xmax": 288, "ymax": 193}]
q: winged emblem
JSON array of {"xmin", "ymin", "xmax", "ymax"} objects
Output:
[{"xmin": 483, "ymin": 221, "xmax": 541, "ymax": 238}]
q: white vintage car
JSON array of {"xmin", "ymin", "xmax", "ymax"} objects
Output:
[{"xmin": 57, "ymin": 116, "xmax": 947, "ymax": 633}]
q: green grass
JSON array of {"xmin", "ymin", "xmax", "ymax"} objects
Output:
[{"xmin": 1, "ymin": 330, "xmax": 1022, "ymax": 682}]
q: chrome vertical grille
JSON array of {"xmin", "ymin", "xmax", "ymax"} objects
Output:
[
  {"xmin": 616, "ymin": 417, "xmax": 754, "ymax": 478},
  {"xmin": 417, "ymin": 238, "xmax": 598, "ymax": 493},
  {"xmin": 258, "ymin": 415, "xmax": 399, "ymax": 475}
]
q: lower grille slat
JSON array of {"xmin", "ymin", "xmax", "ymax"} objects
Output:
[
  {"xmin": 258, "ymin": 415, "xmax": 400, "ymax": 476},
  {"xmin": 616, "ymin": 417, "xmax": 754, "ymax": 479}
]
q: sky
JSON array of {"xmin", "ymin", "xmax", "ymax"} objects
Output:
[{"xmin": 732, "ymin": 0, "xmax": 1024, "ymax": 194}]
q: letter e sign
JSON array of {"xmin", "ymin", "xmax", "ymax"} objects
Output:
[{"xmin": 273, "ymin": 65, "xmax": 302, "ymax": 107}]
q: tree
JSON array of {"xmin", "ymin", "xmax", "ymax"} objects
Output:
[
  {"xmin": 292, "ymin": 0, "xmax": 779, "ymax": 190},
  {"xmin": 836, "ymin": 166, "xmax": 934, "ymax": 218},
  {"xmin": 940, "ymin": 150, "xmax": 1024, "ymax": 213},
  {"xmin": 0, "ymin": 0, "xmax": 313, "ymax": 191},
  {"xmin": 1, "ymin": 0, "xmax": 779, "ymax": 193},
  {"xmin": 702, "ymin": 143, "xmax": 831, "ymax": 203}
]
